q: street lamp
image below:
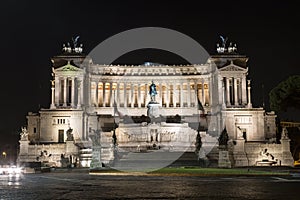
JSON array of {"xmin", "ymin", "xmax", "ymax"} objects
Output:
[{"xmin": 2, "ymin": 151, "xmax": 6, "ymax": 159}]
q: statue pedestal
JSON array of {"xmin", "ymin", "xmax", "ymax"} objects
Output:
[
  {"xmin": 19, "ymin": 140, "xmax": 30, "ymax": 155},
  {"xmin": 233, "ymin": 139, "xmax": 248, "ymax": 167},
  {"xmin": 280, "ymin": 138, "xmax": 294, "ymax": 166},
  {"xmin": 218, "ymin": 150, "xmax": 231, "ymax": 168},
  {"xmin": 147, "ymin": 101, "xmax": 160, "ymax": 118},
  {"xmin": 65, "ymin": 141, "xmax": 78, "ymax": 155},
  {"xmin": 218, "ymin": 145, "xmax": 231, "ymax": 168},
  {"xmin": 90, "ymin": 146, "xmax": 102, "ymax": 169}
]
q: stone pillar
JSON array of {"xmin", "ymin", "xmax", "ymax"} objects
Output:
[
  {"xmin": 234, "ymin": 78, "xmax": 238, "ymax": 106},
  {"xmin": 222, "ymin": 79, "xmax": 226, "ymax": 109},
  {"xmin": 137, "ymin": 84, "xmax": 141, "ymax": 108},
  {"xmin": 226, "ymin": 77, "xmax": 231, "ymax": 106},
  {"xmin": 144, "ymin": 83, "xmax": 148, "ymax": 107},
  {"xmin": 194, "ymin": 81, "xmax": 198, "ymax": 107},
  {"xmin": 103, "ymin": 82, "xmax": 106, "ymax": 107},
  {"xmin": 109, "ymin": 82, "xmax": 113, "ymax": 107},
  {"xmin": 124, "ymin": 83, "xmax": 127, "ymax": 108},
  {"xmin": 50, "ymin": 81, "xmax": 55, "ymax": 109},
  {"xmin": 131, "ymin": 84, "xmax": 134, "ymax": 108},
  {"xmin": 242, "ymin": 76, "xmax": 247, "ymax": 105},
  {"xmin": 233, "ymin": 138, "xmax": 248, "ymax": 167},
  {"xmin": 187, "ymin": 82, "xmax": 191, "ymax": 107},
  {"xmin": 218, "ymin": 146, "xmax": 231, "ymax": 168},
  {"xmin": 159, "ymin": 83, "xmax": 163, "ymax": 106},
  {"xmin": 95, "ymin": 81, "xmax": 99, "ymax": 107},
  {"xmin": 55, "ymin": 77, "xmax": 60, "ymax": 106},
  {"xmin": 280, "ymin": 128, "xmax": 294, "ymax": 166},
  {"xmin": 208, "ymin": 77, "xmax": 212, "ymax": 106},
  {"xmin": 172, "ymin": 83, "xmax": 176, "ymax": 107},
  {"xmin": 180, "ymin": 83, "xmax": 183, "ymax": 107},
  {"xmin": 166, "ymin": 83, "xmax": 169, "ymax": 107},
  {"xmin": 63, "ymin": 78, "xmax": 67, "ymax": 106},
  {"xmin": 77, "ymin": 79, "xmax": 82, "ymax": 109},
  {"xmin": 247, "ymin": 80, "xmax": 252, "ymax": 108},
  {"xmin": 202, "ymin": 79, "xmax": 205, "ymax": 105},
  {"xmin": 71, "ymin": 78, "xmax": 75, "ymax": 107},
  {"xmin": 116, "ymin": 83, "xmax": 120, "ymax": 107}
]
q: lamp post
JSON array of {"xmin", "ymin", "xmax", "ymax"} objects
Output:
[{"xmin": 2, "ymin": 151, "xmax": 6, "ymax": 159}]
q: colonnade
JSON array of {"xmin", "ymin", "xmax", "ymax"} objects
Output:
[
  {"xmin": 53, "ymin": 77, "xmax": 82, "ymax": 108},
  {"xmin": 90, "ymin": 80, "xmax": 210, "ymax": 108},
  {"xmin": 223, "ymin": 76, "xmax": 249, "ymax": 107}
]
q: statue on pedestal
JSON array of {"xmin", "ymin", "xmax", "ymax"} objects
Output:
[
  {"xmin": 149, "ymin": 81, "xmax": 157, "ymax": 102},
  {"xmin": 281, "ymin": 127, "xmax": 289, "ymax": 139},
  {"xmin": 20, "ymin": 127, "xmax": 29, "ymax": 141},
  {"xmin": 66, "ymin": 127, "xmax": 74, "ymax": 141}
]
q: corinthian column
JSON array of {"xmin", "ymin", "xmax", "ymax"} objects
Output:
[
  {"xmin": 234, "ymin": 78, "xmax": 238, "ymax": 106},
  {"xmin": 226, "ymin": 77, "xmax": 231, "ymax": 106},
  {"xmin": 50, "ymin": 79, "xmax": 55, "ymax": 109},
  {"xmin": 71, "ymin": 78, "xmax": 75, "ymax": 107},
  {"xmin": 77, "ymin": 79, "xmax": 82, "ymax": 109},
  {"xmin": 63, "ymin": 78, "xmax": 67, "ymax": 107},
  {"xmin": 247, "ymin": 80, "xmax": 252, "ymax": 108}
]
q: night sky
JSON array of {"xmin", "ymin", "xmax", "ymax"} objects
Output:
[{"xmin": 0, "ymin": 1, "xmax": 299, "ymax": 148}]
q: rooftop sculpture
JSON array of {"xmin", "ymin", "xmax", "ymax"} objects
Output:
[
  {"xmin": 216, "ymin": 35, "xmax": 237, "ymax": 54},
  {"xmin": 62, "ymin": 36, "xmax": 83, "ymax": 53}
]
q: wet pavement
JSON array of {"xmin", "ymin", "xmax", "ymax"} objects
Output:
[{"xmin": 1, "ymin": 172, "xmax": 300, "ymax": 199}]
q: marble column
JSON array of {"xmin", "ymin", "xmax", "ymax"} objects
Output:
[
  {"xmin": 138, "ymin": 84, "xmax": 141, "ymax": 108},
  {"xmin": 166, "ymin": 83, "xmax": 169, "ymax": 107},
  {"xmin": 131, "ymin": 84, "xmax": 134, "ymax": 108},
  {"xmin": 160, "ymin": 83, "xmax": 163, "ymax": 105},
  {"xmin": 202, "ymin": 79, "xmax": 205, "ymax": 106},
  {"xmin": 222, "ymin": 79, "xmax": 226, "ymax": 109},
  {"xmin": 187, "ymin": 82, "xmax": 191, "ymax": 107},
  {"xmin": 102, "ymin": 82, "xmax": 106, "ymax": 107},
  {"xmin": 209, "ymin": 77, "xmax": 212, "ymax": 106},
  {"xmin": 116, "ymin": 83, "xmax": 120, "ymax": 107},
  {"xmin": 77, "ymin": 79, "xmax": 82, "ymax": 109},
  {"xmin": 71, "ymin": 78, "xmax": 75, "ymax": 107},
  {"xmin": 144, "ymin": 83, "xmax": 148, "ymax": 107},
  {"xmin": 50, "ymin": 80, "xmax": 55, "ymax": 109},
  {"xmin": 194, "ymin": 81, "xmax": 198, "ymax": 108},
  {"xmin": 55, "ymin": 77, "xmax": 60, "ymax": 106},
  {"xmin": 124, "ymin": 83, "xmax": 127, "ymax": 108},
  {"xmin": 247, "ymin": 80, "xmax": 252, "ymax": 108},
  {"xmin": 95, "ymin": 81, "xmax": 98, "ymax": 107},
  {"xmin": 172, "ymin": 83, "xmax": 176, "ymax": 107},
  {"xmin": 242, "ymin": 76, "xmax": 247, "ymax": 105},
  {"xmin": 226, "ymin": 77, "xmax": 231, "ymax": 106},
  {"xmin": 180, "ymin": 82, "xmax": 183, "ymax": 107},
  {"xmin": 109, "ymin": 82, "xmax": 113, "ymax": 107},
  {"xmin": 234, "ymin": 78, "xmax": 238, "ymax": 106},
  {"xmin": 63, "ymin": 78, "xmax": 67, "ymax": 106}
]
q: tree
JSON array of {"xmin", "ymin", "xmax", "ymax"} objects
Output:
[
  {"xmin": 269, "ymin": 75, "xmax": 300, "ymax": 113},
  {"xmin": 218, "ymin": 127, "xmax": 229, "ymax": 146}
]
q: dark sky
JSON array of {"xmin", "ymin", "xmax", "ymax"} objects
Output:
[{"xmin": 0, "ymin": 0, "xmax": 299, "ymax": 145}]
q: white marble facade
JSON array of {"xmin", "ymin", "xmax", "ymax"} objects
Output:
[{"xmin": 18, "ymin": 42, "xmax": 283, "ymax": 167}]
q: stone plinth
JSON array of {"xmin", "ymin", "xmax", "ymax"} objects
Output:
[
  {"xmin": 19, "ymin": 140, "xmax": 30, "ymax": 155},
  {"xmin": 65, "ymin": 141, "xmax": 78, "ymax": 155},
  {"xmin": 280, "ymin": 138, "xmax": 294, "ymax": 166},
  {"xmin": 147, "ymin": 102, "xmax": 160, "ymax": 118},
  {"xmin": 218, "ymin": 145, "xmax": 231, "ymax": 168},
  {"xmin": 233, "ymin": 139, "xmax": 248, "ymax": 167},
  {"xmin": 90, "ymin": 146, "xmax": 102, "ymax": 169}
]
